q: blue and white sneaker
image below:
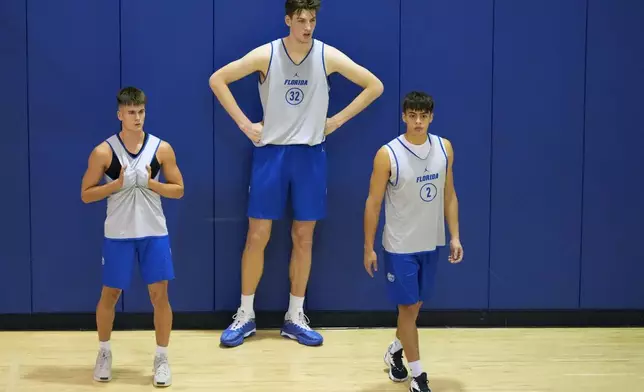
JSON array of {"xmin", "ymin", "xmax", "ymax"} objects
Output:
[
  {"xmin": 220, "ymin": 308, "xmax": 256, "ymax": 347},
  {"xmin": 280, "ymin": 310, "xmax": 323, "ymax": 346}
]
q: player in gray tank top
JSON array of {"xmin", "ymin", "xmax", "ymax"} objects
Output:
[
  {"xmin": 80, "ymin": 87, "xmax": 185, "ymax": 387},
  {"xmin": 258, "ymin": 37, "xmax": 329, "ymax": 146},
  {"xmin": 209, "ymin": 0, "xmax": 384, "ymax": 349},
  {"xmin": 363, "ymin": 92, "xmax": 464, "ymax": 392}
]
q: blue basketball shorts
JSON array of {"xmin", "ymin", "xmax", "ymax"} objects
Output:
[
  {"xmin": 248, "ymin": 143, "xmax": 327, "ymax": 221},
  {"xmin": 383, "ymin": 249, "xmax": 439, "ymax": 306},
  {"xmin": 102, "ymin": 235, "xmax": 175, "ymax": 290}
]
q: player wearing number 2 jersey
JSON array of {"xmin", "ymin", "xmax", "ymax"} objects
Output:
[
  {"xmin": 208, "ymin": 0, "xmax": 383, "ymax": 348},
  {"xmin": 363, "ymin": 91, "xmax": 464, "ymax": 392}
]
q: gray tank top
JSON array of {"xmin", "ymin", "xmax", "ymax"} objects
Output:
[
  {"xmin": 382, "ymin": 134, "xmax": 448, "ymax": 254},
  {"xmin": 104, "ymin": 133, "xmax": 168, "ymax": 239},
  {"xmin": 257, "ymin": 38, "xmax": 329, "ymax": 146}
]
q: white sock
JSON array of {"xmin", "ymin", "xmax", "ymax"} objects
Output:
[
  {"xmin": 390, "ymin": 337, "xmax": 403, "ymax": 353},
  {"xmin": 240, "ymin": 294, "xmax": 255, "ymax": 315},
  {"xmin": 99, "ymin": 340, "xmax": 111, "ymax": 351},
  {"xmin": 409, "ymin": 360, "xmax": 423, "ymax": 378},
  {"xmin": 156, "ymin": 345, "xmax": 168, "ymax": 356},
  {"xmin": 288, "ymin": 294, "xmax": 305, "ymax": 317}
]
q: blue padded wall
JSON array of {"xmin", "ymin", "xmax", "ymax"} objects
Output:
[
  {"xmin": 489, "ymin": 0, "xmax": 587, "ymax": 309},
  {"xmin": 580, "ymin": 0, "xmax": 644, "ymax": 309},
  {"xmin": 400, "ymin": 0, "xmax": 493, "ymax": 310},
  {"xmin": 120, "ymin": 0, "xmax": 214, "ymax": 312},
  {"xmin": 213, "ymin": 0, "xmax": 286, "ymax": 312},
  {"xmin": 0, "ymin": 0, "xmax": 32, "ymax": 314},
  {"xmin": 305, "ymin": 0, "xmax": 400, "ymax": 311},
  {"xmin": 2, "ymin": 0, "xmax": 644, "ymax": 316},
  {"xmin": 27, "ymin": 0, "xmax": 122, "ymax": 312}
]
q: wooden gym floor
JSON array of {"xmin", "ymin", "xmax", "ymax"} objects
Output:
[{"xmin": 0, "ymin": 327, "xmax": 642, "ymax": 391}]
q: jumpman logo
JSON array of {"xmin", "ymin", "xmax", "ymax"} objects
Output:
[
  {"xmin": 424, "ymin": 167, "xmax": 429, "ymax": 173},
  {"xmin": 294, "ymin": 72, "xmax": 300, "ymax": 78}
]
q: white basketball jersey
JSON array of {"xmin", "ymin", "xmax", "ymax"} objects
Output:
[
  {"xmin": 104, "ymin": 133, "xmax": 168, "ymax": 239},
  {"xmin": 382, "ymin": 133, "xmax": 448, "ymax": 254},
  {"xmin": 257, "ymin": 38, "xmax": 329, "ymax": 146}
]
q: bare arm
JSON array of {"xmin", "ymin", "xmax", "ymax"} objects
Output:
[
  {"xmin": 148, "ymin": 141, "xmax": 184, "ymax": 199},
  {"xmin": 324, "ymin": 45, "xmax": 384, "ymax": 134},
  {"xmin": 364, "ymin": 146, "xmax": 391, "ymax": 251},
  {"xmin": 81, "ymin": 143, "xmax": 121, "ymax": 203},
  {"xmin": 443, "ymin": 138, "xmax": 460, "ymax": 241},
  {"xmin": 208, "ymin": 44, "xmax": 271, "ymax": 131}
]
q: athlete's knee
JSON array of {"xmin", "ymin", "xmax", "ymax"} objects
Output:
[
  {"xmin": 148, "ymin": 281, "xmax": 170, "ymax": 308},
  {"xmin": 291, "ymin": 221, "xmax": 315, "ymax": 250},
  {"xmin": 245, "ymin": 219, "xmax": 271, "ymax": 251},
  {"xmin": 398, "ymin": 302, "xmax": 422, "ymax": 320},
  {"xmin": 99, "ymin": 286, "xmax": 122, "ymax": 307}
]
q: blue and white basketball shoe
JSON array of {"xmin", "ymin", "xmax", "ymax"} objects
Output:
[
  {"xmin": 280, "ymin": 310, "xmax": 324, "ymax": 346},
  {"xmin": 220, "ymin": 308, "xmax": 256, "ymax": 347}
]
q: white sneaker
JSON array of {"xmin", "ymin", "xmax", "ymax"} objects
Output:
[
  {"xmin": 153, "ymin": 354, "xmax": 172, "ymax": 387},
  {"xmin": 93, "ymin": 349, "xmax": 112, "ymax": 382}
]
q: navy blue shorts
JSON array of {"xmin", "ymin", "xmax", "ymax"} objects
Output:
[
  {"xmin": 102, "ymin": 235, "xmax": 175, "ymax": 290},
  {"xmin": 383, "ymin": 249, "xmax": 439, "ymax": 306},
  {"xmin": 248, "ymin": 143, "xmax": 327, "ymax": 221}
]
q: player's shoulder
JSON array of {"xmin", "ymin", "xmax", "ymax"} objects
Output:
[
  {"xmin": 89, "ymin": 140, "xmax": 112, "ymax": 165},
  {"xmin": 432, "ymin": 134, "xmax": 453, "ymax": 158},
  {"xmin": 374, "ymin": 144, "xmax": 393, "ymax": 166},
  {"xmin": 320, "ymin": 41, "xmax": 347, "ymax": 60},
  {"xmin": 156, "ymin": 140, "xmax": 177, "ymax": 159},
  {"xmin": 93, "ymin": 140, "xmax": 112, "ymax": 155},
  {"xmin": 157, "ymin": 139, "xmax": 172, "ymax": 151},
  {"xmin": 247, "ymin": 41, "xmax": 274, "ymax": 59},
  {"xmin": 437, "ymin": 135, "xmax": 452, "ymax": 151}
]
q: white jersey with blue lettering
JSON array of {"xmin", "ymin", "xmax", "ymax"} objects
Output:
[
  {"xmin": 382, "ymin": 133, "xmax": 448, "ymax": 254},
  {"xmin": 103, "ymin": 133, "xmax": 168, "ymax": 240},
  {"xmin": 257, "ymin": 38, "xmax": 329, "ymax": 146}
]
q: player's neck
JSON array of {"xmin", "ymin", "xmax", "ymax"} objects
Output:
[
  {"xmin": 119, "ymin": 129, "xmax": 145, "ymax": 143},
  {"xmin": 283, "ymin": 35, "xmax": 312, "ymax": 54},
  {"xmin": 403, "ymin": 132, "xmax": 428, "ymax": 146}
]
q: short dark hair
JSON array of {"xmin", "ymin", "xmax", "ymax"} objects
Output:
[
  {"xmin": 285, "ymin": 0, "xmax": 321, "ymax": 17},
  {"xmin": 403, "ymin": 91, "xmax": 434, "ymax": 113},
  {"xmin": 117, "ymin": 86, "xmax": 147, "ymax": 107}
]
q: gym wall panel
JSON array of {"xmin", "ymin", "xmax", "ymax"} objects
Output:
[
  {"xmin": 580, "ymin": 0, "xmax": 644, "ymax": 309},
  {"xmin": 213, "ymin": 0, "xmax": 288, "ymax": 311},
  {"xmin": 400, "ymin": 0, "xmax": 493, "ymax": 310},
  {"xmin": 0, "ymin": 0, "xmax": 32, "ymax": 314},
  {"xmin": 120, "ymin": 0, "xmax": 214, "ymax": 312},
  {"xmin": 305, "ymin": 0, "xmax": 399, "ymax": 311},
  {"xmin": 28, "ymin": 0, "xmax": 122, "ymax": 312},
  {"xmin": 489, "ymin": 0, "xmax": 586, "ymax": 309}
]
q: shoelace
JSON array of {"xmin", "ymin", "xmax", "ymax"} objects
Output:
[
  {"xmin": 293, "ymin": 311, "xmax": 312, "ymax": 330},
  {"xmin": 155, "ymin": 358, "xmax": 169, "ymax": 377},
  {"xmin": 392, "ymin": 350, "xmax": 405, "ymax": 369},
  {"xmin": 415, "ymin": 374, "xmax": 430, "ymax": 391},
  {"xmin": 97, "ymin": 350, "xmax": 110, "ymax": 370},
  {"xmin": 230, "ymin": 310, "xmax": 247, "ymax": 330}
]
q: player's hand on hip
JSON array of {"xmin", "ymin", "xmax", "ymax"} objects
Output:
[
  {"xmin": 324, "ymin": 117, "xmax": 340, "ymax": 136},
  {"xmin": 448, "ymin": 238, "xmax": 464, "ymax": 263},
  {"xmin": 241, "ymin": 122, "xmax": 263, "ymax": 144},
  {"xmin": 364, "ymin": 248, "xmax": 378, "ymax": 277}
]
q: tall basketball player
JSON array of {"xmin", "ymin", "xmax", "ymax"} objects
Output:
[
  {"xmin": 80, "ymin": 87, "xmax": 184, "ymax": 387},
  {"xmin": 363, "ymin": 91, "xmax": 463, "ymax": 392},
  {"xmin": 209, "ymin": 0, "xmax": 384, "ymax": 347}
]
